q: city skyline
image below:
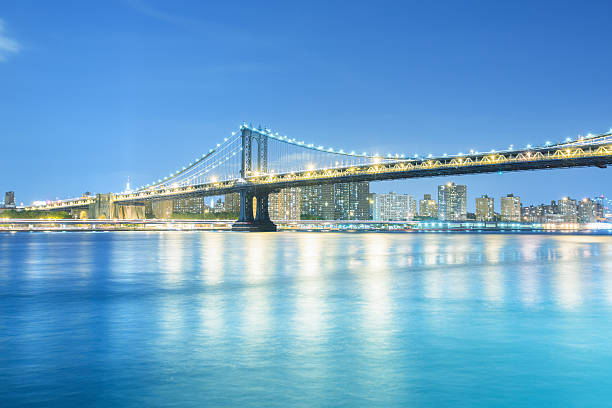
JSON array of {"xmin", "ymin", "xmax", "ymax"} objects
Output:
[
  {"xmin": 1, "ymin": 2, "xmax": 611, "ymax": 204},
  {"xmin": 7, "ymin": 182, "xmax": 607, "ymax": 225},
  {"xmin": 2, "ymin": 184, "xmax": 610, "ymax": 215}
]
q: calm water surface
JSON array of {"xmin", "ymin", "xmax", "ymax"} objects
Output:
[{"xmin": 1, "ymin": 231, "xmax": 612, "ymax": 407}]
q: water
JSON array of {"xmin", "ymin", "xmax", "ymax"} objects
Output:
[{"xmin": 1, "ymin": 231, "xmax": 612, "ymax": 407}]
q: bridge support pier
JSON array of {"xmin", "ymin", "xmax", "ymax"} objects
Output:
[
  {"xmin": 254, "ymin": 192, "xmax": 277, "ymax": 231},
  {"xmin": 231, "ymin": 190, "xmax": 276, "ymax": 232}
]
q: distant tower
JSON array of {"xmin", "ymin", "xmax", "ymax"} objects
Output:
[
  {"xmin": 126, "ymin": 176, "xmax": 131, "ymax": 193},
  {"xmin": 4, "ymin": 191, "xmax": 15, "ymax": 208}
]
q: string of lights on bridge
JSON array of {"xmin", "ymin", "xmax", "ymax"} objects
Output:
[{"xmin": 134, "ymin": 124, "xmax": 612, "ymax": 192}]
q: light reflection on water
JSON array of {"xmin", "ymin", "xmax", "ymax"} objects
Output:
[
  {"xmin": 294, "ymin": 234, "xmax": 326, "ymax": 341},
  {"xmin": 1, "ymin": 231, "xmax": 612, "ymax": 407}
]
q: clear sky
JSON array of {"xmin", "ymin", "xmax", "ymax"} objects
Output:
[{"xmin": 1, "ymin": 0, "xmax": 611, "ymax": 210}]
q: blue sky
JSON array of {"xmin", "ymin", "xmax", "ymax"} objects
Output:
[{"xmin": 1, "ymin": 0, "xmax": 611, "ymax": 209}]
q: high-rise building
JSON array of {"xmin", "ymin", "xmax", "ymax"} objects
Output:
[
  {"xmin": 368, "ymin": 193, "xmax": 375, "ymax": 220},
  {"xmin": 300, "ymin": 185, "xmax": 334, "ymax": 219},
  {"xmin": 4, "ymin": 191, "xmax": 15, "ymax": 208},
  {"xmin": 521, "ymin": 205, "xmax": 539, "ymax": 222},
  {"xmin": 418, "ymin": 194, "xmax": 437, "ymax": 218},
  {"xmin": 224, "ymin": 193, "xmax": 240, "ymax": 213},
  {"xmin": 475, "ymin": 195, "xmax": 495, "ymax": 221},
  {"xmin": 577, "ymin": 198, "xmax": 602, "ymax": 223},
  {"xmin": 500, "ymin": 194, "xmax": 521, "ymax": 222},
  {"xmin": 437, "ymin": 182, "xmax": 467, "ymax": 221},
  {"xmin": 269, "ymin": 187, "xmax": 301, "ymax": 220},
  {"xmin": 558, "ymin": 197, "xmax": 577, "ymax": 222},
  {"xmin": 333, "ymin": 182, "xmax": 370, "ymax": 220},
  {"xmin": 594, "ymin": 195, "xmax": 612, "ymax": 219},
  {"xmin": 407, "ymin": 195, "xmax": 417, "ymax": 219},
  {"xmin": 543, "ymin": 201, "xmax": 560, "ymax": 222},
  {"xmin": 372, "ymin": 192, "xmax": 416, "ymax": 221}
]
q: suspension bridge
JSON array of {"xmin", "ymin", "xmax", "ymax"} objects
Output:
[{"xmin": 28, "ymin": 124, "xmax": 612, "ymax": 231}]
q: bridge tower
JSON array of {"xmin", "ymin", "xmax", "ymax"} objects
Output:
[{"xmin": 232, "ymin": 127, "xmax": 277, "ymax": 231}]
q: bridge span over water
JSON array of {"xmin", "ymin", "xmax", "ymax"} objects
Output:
[{"xmin": 29, "ymin": 124, "xmax": 612, "ymax": 231}]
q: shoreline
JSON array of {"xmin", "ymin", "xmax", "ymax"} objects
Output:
[
  {"xmin": 1, "ymin": 219, "xmax": 611, "ymax": 235},
  {"xmin": 1, "ymin": 228, "xmax": 611, "ymax": 236}
]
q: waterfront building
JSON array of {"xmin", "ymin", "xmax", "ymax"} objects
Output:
[
  {"xmin": 300, "ymin": 185, "xmax": 334, "ymax": 219},
  {"xmin": 558, "ymin": 197, "xmax": 578, "ymax": 222},
  {"xmin": 545, "ymin": 213, "xmax": 565, "ymax": 223},
  {"xmin": 269, "ymin": 187, "xmax": 301, "ymax": 220},
  {"xmin": 437, "ymin": 182, "xmax": 467, "ymax": 221},
  {"xmin": 4, "ymin": 191, "xmax": 15, "ymax": 208},
  {"xmin": 475, "ymin": 195, "xmax": 495, "ymax": 221},
  {"xmin": 372, "ymin": 192, "xmax": 416, "ymax": 221},
  {"xmin": 577, "ymin": 198, "xmax": 603, "ymax": 223},
  {"xmin": 408, "ymin": 195, "xmax": 417, "ymax": 219},
  {"xmin": 333, "ymin": 182, "xmax": 370, "ymax": 220},
  {"xmin": 418, "ymin": 194, "xmax": 437, "ymax": 218},
  {"xmin": 522, "ymin": 200, "xmax": 564, "ymax": 223},
  {"xmin": 174, "ymin": 196, "xmax": 207, "ymax": 214},
  {"xmin": 368, "ymin": 193, "xmax": 375, "ymax": 220},
  {"xmin": 521, "ymin": 205, "xmax": 538, "ymax": 222},
  {"xmin": 501, "ymin": 194, "xmax": 521, "ymax": 222},
  {"xmin": 594, "ymin": 195, "xmax": 612, "ymax": 219},
  {"xmin": 224, "ymin": 193, "xmax": 240, "ymax": 213},
  {"xmin": 542, "ymin": 201, "xmax": 559, "ymax": 222}
]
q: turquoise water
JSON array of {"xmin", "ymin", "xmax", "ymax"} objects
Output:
[{"xmin": 1, "ymin": 231, "xmax": 612, "ymax": 407}]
